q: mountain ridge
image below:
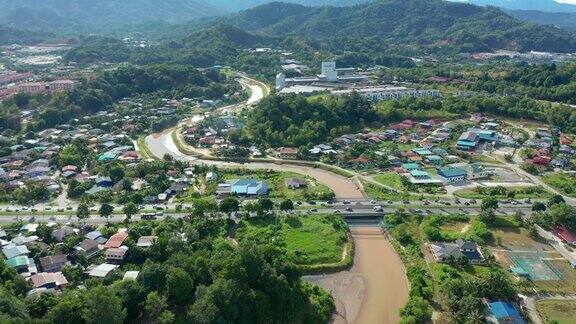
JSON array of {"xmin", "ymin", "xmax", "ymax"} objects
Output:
[{"xmin": 222, "ymin": 0, "xmax": 576, "ymax": 52}]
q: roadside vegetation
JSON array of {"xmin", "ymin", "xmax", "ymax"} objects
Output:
[
  {"xmin": 454, "ymin": 186, "xmax": 553, "ymax": 200},
  {"xmin": 543, "ymin": 173, "xmax": 576, "ymax": 197}
]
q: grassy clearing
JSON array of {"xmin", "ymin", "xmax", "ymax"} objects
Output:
[
  {"xmin": 454, "ymin": 186, "xmax": 552, "ymax": 199},
  {"xmin": 235, "ymin": 215, "xmax": 348, "ymax": 266},
  {"xmin": 363, "ymin": 181, "xmax": 420, "ymax": 201},
  {"xmin": 536, "ymin": 300, "xmax": 576, "ymax": 324},
  {"xmin": 543, "ymin": 172, "xmax": 576, "ymax": 197},
  {"xmin": 373, "ymin": 172, "xmax": 405, "ymax": 191},
  {"xmin": 136, "ymin": 136, "xmax": 156, "ymax": 160},
  {"xmin": 489, "ymin": 227, "xmax": 553, "ymax": 251},
  {"xmin": 205, "ymin": 169, "xmax": 334, "ymax": 200}
]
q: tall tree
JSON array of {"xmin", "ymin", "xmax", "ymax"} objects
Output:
[
  {"xmin": 83, "ymin": 285, "xmax": 126, "ymax": 324},
  {"xmin": 123, "ymin": 202, "xmax": 138, "ymax": 223},
  {"xmin": 219, "ymin": 198, "xmax": 240, "ymax": 218},
  {"xmin": 76, "ymin": 202, "xmax": 90, "ymax": 225},
  {"xmin": 99, "ymin": 203, "xmax": 114, "ymax": 222}
]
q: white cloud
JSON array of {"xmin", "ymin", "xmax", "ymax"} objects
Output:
[{"xmin": 556, "ymin": 0, "xmax": 576, "ymax": 4}]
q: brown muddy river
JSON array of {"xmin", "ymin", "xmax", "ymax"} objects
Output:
[{"xmin": 305, "ymin": 226, "xmax": 410, "ymax": 324}]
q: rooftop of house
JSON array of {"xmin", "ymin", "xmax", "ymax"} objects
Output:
[
  {"xmin": 104, "ymin": 233, "xmax": 128, "ymax": 249},
  {"xmin": 437, "ymin": 166, "xmax": 467, "ymax": 178}
]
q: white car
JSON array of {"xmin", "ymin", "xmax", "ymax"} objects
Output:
[{"xmin": 373, "ymin": 206, "xmax": 383, "ymax": 212}]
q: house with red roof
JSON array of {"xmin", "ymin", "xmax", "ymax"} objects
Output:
[
  {"xmin": 103, "ymin": 233, "xmax": 128, "ymax": 249},
  {"xmin": 528, "ymin": 156, "xmax": 551, "ymax": 166},
  {"xmin": 560, "ymin": 133, "xmax": 573, "ymax": 146},
  {"xmin": 554, "ymin": 225, "xmax": 576, "ymax": 245}
]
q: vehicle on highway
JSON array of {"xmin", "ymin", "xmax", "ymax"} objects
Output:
[
  {"xmin": 334, "ymin": 209, "xmax": 340, "ymax": 213},
  {"xmin": 44, "ymin": 206, "xmax": 52, "ymax": 211},
  {"xmin": 309, "ymin": 209, "xmax": 318, "ymax": 213},
  {"xmin": 57, "ymin": 208, "xmax": 64, "ymax": 212},
  {"xmin": 66, "ymin": 206, "xmax": 73, "ymax": 210},
  {"xmin": 343, "ymin": 200, "xmax": 351, "ymax": 205},
  {"xmin": 141, "ymin": 213, "xmax": 157, "ymax": 220},
  {"xmin": 345, "ymin": 207, "xmax": 353, "ymax": 212},
  {"xmin": 370, "ymin": 200, "xmax": 376, "ymax": 204},
  {"xmin": 373, "ymin": 206, "xmax": 383, "ymax": 212}
]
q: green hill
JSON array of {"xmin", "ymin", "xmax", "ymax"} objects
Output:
[
  {"xmin": 0, "ymin": 0, "xmax": 223, "ymax": 35},
  {"xmin": 227, "ymin": 0, "xmax": 576, "ymax": 52}
]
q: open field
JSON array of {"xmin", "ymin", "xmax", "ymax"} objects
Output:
[
  {"xmin": 543, "ymin": 172, "xmax": 576, "ymax": 197},
  {"xmin": 489, "ymin": 227, "xmax": 555, "ymax": 251},
  {"xmin": 362, "ymin": 181, "xmax": 420, "ymax": 201},
  {"xmin": 536, "ymin": 300, "xmax": 576, "ymax": 324},
  {"xmin": 235, "ymin": 215, "xmax": 348, "ymax": 266},
  {"xmin": 373, "ymin": 172, "xmax": 404, "ymax": 191},
  {"xmin": 439, "ymin": 220, "xmax": 470, "ymax": 233}
]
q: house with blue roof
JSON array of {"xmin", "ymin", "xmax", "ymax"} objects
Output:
[
  {"xmin": 457, "ymin": 131, "xmax": 479, "ymax": 151},
  {"xmin": 402, "ymin": 163, "xmax": 421, "ymax": 171},
  {"xmin": 468, "ymin": 128, "xmax": 499, "ymax": 143},
  {"xmin": 413, "ymin": 148, "xmax": 432, "ymax": 156},
  {"xmin": 410, "ymin": 170, "xmax": 431, "ymax": 180},
  {"xmin": 425, "ymin": 155, "xmax": 443, "ymax": 165},
  {"xmin": 437, "ymin": 166, "xmax": 467, "ymax": 183},
  {"xmin": 487, "ymin": 301, "xmax": 525, "ymax": 324},
  {"xmin": 217, "ymin": 179, "xmax": 269, "ymax": 196}
]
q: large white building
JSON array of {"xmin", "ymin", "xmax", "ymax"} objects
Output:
[
  {"xmin": 275, "ymin": 61, "xmax": 367, "ymax": 90},
  {"xmin": 279, "ymin": 85, "xmax": 440, "ymax": 101},
  {"xmin": 332, "ymin": 87, "xmax": 441, "ymax": 101}
]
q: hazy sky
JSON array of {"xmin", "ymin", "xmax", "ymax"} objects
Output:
[{"xmin": 556, "ymin": 0, "xmax": 576, "ymax": 4}]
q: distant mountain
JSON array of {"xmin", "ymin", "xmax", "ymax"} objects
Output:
[
  {"xmin": 456, "ymin": 0, "xmax": 576, "ymax": 13},
  {"xmin": 0, "ymin": 0, "xmax": 224, "ymax": 35},
  {"xmin": 226, "ymin": 0, "xmax": 576, "ymax": 52},
  {"xmin": 507, "ymin": 9, "xmax": 576, "ymax": 31},
  {"xmin": 209, "ymin": 0, "xmax": 371, "ymax": 11}
]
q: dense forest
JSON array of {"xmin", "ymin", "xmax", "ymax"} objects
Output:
[
  {"xmin": 466, "ymin": 62, "xmax": 576, "ymax": 105},
  {"xmin": 243, "ymin": 93, "xmax": 376, "ymax": 147}
]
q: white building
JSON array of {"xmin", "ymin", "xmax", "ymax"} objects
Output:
[
  {"xmin": 332, "ymin": 87, "xmax": 441, "ymax": 101},
  {"xmin": 320, "ymin": 61, "xmax": 338, "ymax": 82}
]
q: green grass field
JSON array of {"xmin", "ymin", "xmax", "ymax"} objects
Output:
[
  {"xmin": 536, "ymin": 300, "xmax": 576, "ymax": 324},
  {"xmin": 543, "ymin": 173, "xmax": 576, "ymax": 197},
  {"xmin": 235, "ymin": 215, "xmax": 348, "ymax": 265},
  {"xmin": 373, "ymin": 172, "xmax": 405, "ymax": 191}
]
